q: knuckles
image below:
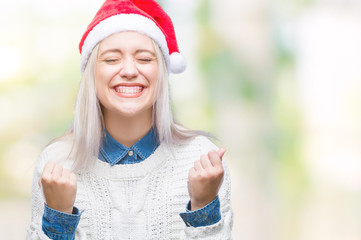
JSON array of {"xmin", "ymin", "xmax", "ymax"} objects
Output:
[
  {"xmin": 189, "ymin": 167, "xmax": 224, "ymax": 182},
  {"xmin": 40, "ymin": 165, "xmax": 77, "ymax": 189},
  {"xmin": 41, "ymin": 176, "xmax": 74, "ymax": 188},
  {"xmin": 40, "ymin": 175, "xmax": 54, "ymax": 185},
  {"xmin": 208, "ymin": 150, "xmax": 217, "ymax": 156},
  {"xmin": 208, "ymin": 150, "xmax": 219, "ymax": 159}
]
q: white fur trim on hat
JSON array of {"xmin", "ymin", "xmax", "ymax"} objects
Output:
[{"xmin": 80, "ymin": 14, "xmax": 171, "ymax": 74}]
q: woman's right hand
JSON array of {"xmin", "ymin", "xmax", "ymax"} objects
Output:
[{"xmin": 39, "ymin": 161, "xmax": 77, "ymax": 214}]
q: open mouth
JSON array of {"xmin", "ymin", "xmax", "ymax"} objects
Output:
[
  {"xmin": 113, "ymin": 84, "xmax": 145, "ymax": 98},
  {"xmin": 114, "ymin": 86, "xmax": 144, "ymax": 94}
]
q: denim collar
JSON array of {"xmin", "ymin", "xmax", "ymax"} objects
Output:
[{"xmin": 99, "ymin": 127, "xmax": 160, "ymax": 166}]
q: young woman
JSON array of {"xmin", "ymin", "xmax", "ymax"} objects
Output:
[{"xmin": 27, "ymin": 0, "xmax": 233, "ymax": 239}]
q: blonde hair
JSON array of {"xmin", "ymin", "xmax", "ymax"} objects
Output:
[{"xmin": 64, "ymin": 41, "xmax": 207, "ymax": 171}]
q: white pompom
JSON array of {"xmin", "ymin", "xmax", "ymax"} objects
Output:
[{"xmin": 169, "ymin": 52, "xmax": 186, "ymax": 74}]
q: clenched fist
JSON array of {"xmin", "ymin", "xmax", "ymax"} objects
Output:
[
  {"xmin": 188, "ymin": 148, "xmax": 226, "ymax": 211},
  {"xmin": 39, "ymin": 162, "xmax": 77, "ymax": 214}
]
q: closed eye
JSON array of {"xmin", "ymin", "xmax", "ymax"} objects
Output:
[
  {"xmin": 138, "ymin": 58, "xmax": 154, "ymax": 63},
  {"xmin": 104, "ymin": 59, "xmax": 119, "ymax": 63}
]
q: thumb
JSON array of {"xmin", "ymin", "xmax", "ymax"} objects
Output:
[{"xmin": 217, "ymin": 148, "xmax": 226, "ymax": 159}]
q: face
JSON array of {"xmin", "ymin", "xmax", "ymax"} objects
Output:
[{"xmin": 95, "ymin": 31, "xmax": 159, "ymax": 120}]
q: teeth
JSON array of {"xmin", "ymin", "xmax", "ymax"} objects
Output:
[{"xmin": 115, "ymin": 86, "xmax": 143, "ymax": 94}]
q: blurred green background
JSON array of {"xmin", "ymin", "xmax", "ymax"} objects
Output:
[{"xmin": 1, "ymin": 0, "xmax": 361, "ymax": 239}]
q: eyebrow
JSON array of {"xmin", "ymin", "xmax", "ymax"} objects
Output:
[
  {"xmin": 98, "ymin": 49, "xmax": 121, "ymax": 58},
  {"xmin": 98, "ymin": 48, "xmax": 156, "ymax": 58},
  {"xmin": 135, "ymin": 49, "xmax": 156, "ymax": 57}
]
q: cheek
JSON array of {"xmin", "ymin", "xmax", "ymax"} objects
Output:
[
  {"xmin": 95, "ymin": 65, "xmax": 107, "ymax": 85},
  {"xmin": 94, "ymin": 73, "xmax": 109, "ymax": 103},
  {"xmin": 94, "ymin": 66, "xmax": 118, "ymax": 99},
  {"xmin": 95, "ymin": 63, "xmax": 119, "ymax": 82},
  {"xmin": 147, "ymin": 72, "xmax": 158, "ymax": 93},
  {"xmin": 144, "ymin": 65, "xmax": 159, "ymax": 85}
]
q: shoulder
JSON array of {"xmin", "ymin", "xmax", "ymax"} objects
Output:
[
  {"xmin": 40, "ymin": 135, "xmax": 74, "ymax": 161},
  {"xmin": 171, "ymin": 135, "xmax": 220, "ymax": 156},
  {"xmin": 34, "ymin": 135, "xmax": 75, "ymax": 175},
  {"xmin": 187, "ymin": 135, "xmax": 220, "ymax": 152}
]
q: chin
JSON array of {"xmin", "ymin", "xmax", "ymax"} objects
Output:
[{"xmin": 115, "ymin": 106, "xmax": 152, "ymax": 118}]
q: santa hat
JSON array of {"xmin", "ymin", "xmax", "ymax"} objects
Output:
[{"xmin": 79, "ymin": 0, "xmax": 186, "ymax": 74}]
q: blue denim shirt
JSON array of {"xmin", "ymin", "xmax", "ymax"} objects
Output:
[
  {"xmin": 42, "ymin": 128, "xmax": 221, "ymax": 239},
  {"xmin": 98, "ymin": 128, "xmax": 160, "ymax": 165}
]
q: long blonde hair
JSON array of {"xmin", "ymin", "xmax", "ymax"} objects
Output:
[{"xmin": 65, "ymin": 40, "xmax": 207, "ymax": 171}]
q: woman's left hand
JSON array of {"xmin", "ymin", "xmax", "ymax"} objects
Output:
[{"xmin": 187, "ymin": 148, "xmax": 226, "ymax": 211}]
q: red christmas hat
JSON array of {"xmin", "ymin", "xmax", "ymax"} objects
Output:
[{"xmin": 79, "ymin": 0, "xmax": 186, "ymax": 74}]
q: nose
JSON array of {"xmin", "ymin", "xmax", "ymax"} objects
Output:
[{"xmin": 119, "ymin": 57, "xmax": 139, "ymax": 79}]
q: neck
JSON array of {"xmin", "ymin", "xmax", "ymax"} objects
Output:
[{"xmin": 103, "ymin": 110, "xmax": 153, "ymax": 148}]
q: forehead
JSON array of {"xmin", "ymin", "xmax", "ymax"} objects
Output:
[{"xmin": 98, "ymin": 31, "xmax": 155, "ymax": 52}]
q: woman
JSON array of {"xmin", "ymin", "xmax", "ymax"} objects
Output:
[{"xmin": 27, "ymin": 0, "xmax": 233, "ymax": 239}]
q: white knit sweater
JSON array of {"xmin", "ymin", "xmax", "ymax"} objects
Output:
[{"xmin": 27, "ymin": 136, "xmax": 233, "ymax": 239}]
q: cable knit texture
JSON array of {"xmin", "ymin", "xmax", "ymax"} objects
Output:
[{"xmin": 26, "ymin": 135, "xmax": 233, "ymax": 239}]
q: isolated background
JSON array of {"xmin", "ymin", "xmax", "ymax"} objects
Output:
[{"xmin": 1, "ymin": 0, "xmax": 361, "ymax": 239}]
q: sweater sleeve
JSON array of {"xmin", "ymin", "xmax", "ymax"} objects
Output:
[
  {"xmin": 180, "ymin": 137, "xmax": 234, "ymax": 240},
  {"xmin": 26, "ymin": 143, "xmax": 88, "ymax": 240}
]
